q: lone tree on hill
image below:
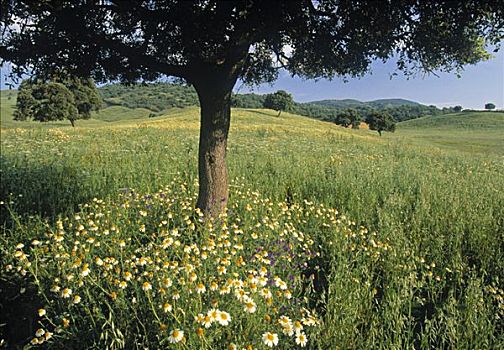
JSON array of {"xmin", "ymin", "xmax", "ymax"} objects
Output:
[
  {"xmin": 263, "ymin": 90, "xmax": 293, "ymax": 116},
  {"xmin": 335, "ymin": 108, "xmax": 361, "ymax": 129},
  {"xmin": 14, "ymin": 77, "xmax": 102, "ymax": 127},
  {"xmin": 453, "ymin": 105, "xmax": 463, "ymax": 112},
  {"xmin": 485, "ymin": 103, "xmax": 496, "ymax": 110},
  {"xmin": 366, "ymin": 111, "xmax": 396, "ymax": 136},
  {"xmin": 1, "ymin": 1, "xmax": 502, "ymax": 214}
]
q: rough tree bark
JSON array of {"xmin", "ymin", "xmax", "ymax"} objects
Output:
[{"xmin": 194, "ymin": 81, "xmax": 233, "ymax": 216}]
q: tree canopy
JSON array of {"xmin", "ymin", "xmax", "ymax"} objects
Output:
[
  {"xmin": 263, "ymin": 90, "xmax": 293, "ymax": 116},
  {"xmin": 366, "ymin": 111, "xmax": 396, "ymax": 136},
  {"xmin": 485, "ymin": 103, "xmax": 496, "ymax": 110},
  {"xmin": 2, "ymin": 0, "xmax": 502, "ymax": 214},
  {"xmin": 14, "ymin": 77, "xmax": 102, "ymax": 126}
]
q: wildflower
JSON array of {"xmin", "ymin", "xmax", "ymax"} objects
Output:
[
  {"xmin": 163, "ymin": 303, "xmax": 173, "ymax": 313},
  {"xmin": 16, "ymin": 243, "xmax": 24, "ymax": 249},
  {"xmin": 81, "ymin": 264, "xmax": 91, "ymax": 277},
  {"xmin": 35, "ymin": 328, "xmax": 45, "ymax": 337},
  {"xmin": 196, "ymin": 283, "xmax": 206, "ymax": 294},
  {"xmin": 217, "ymin": 266, "xmax": 227, "ymax": 275},
  {"xmin": 282, "ymin": 323, "xmax": 294, "ymax": 336},
  {"xmin": 38, "ymin": 308, "xmax": 46, "ymax": 317},
  {"xmin": 278, "ymin": 315, "xmax": 292, "ymax": 327},
  {"xmin": 262, "ymin": 332, "xmax": 278, "ymax": 347},
  {"xmin": 118, "ymin": 281, "xmax": 127, "ymax": 289},
  {"xmin": 196, "ymin": 327, "xmax": 204, "ymax": 337},
  {"xmin": 260, "ymin": 288, "xmax": 272, "ymax": 299},
  {"xmin": 202, "ymin": 315, "xmax": 212, "ymax": 328},
  {"xmin": 124, "ymin": 271, "xmax": 132, "ymax": 281},
  {"xmin": 293, "ymin": 320, "xmax": 303, "ymax": 333},
  {"xmin": 31, "ymin": 240, "xmax": 41, "ymax": 246},
  {"xmin": 217, "ymin": 311, "xmax": 231, "ymax": 326},
  {"xmin": 142, "ymin": 281, "xmax": 152, "ymax": 292},
  {"xmin": 195, "ymin": 313, "xmax": 205, "ymax": 323},
  {"xmin": 73, "ymin": 295, "xmax": 82, "ymax": 304},
  {"xmin": 244, "ymin": 300, "xmax": 257, "ymax": 313},
  {"xmin": 61, "ymin": 288, "xmax": 72, "ymax": 298},
  {"xmin": 62, "ymin": 318, "xmax": 70, "ymax": 328},
  {"xmin": 295, "ymin": 332, "xmax": 308, "ymax": 347},
  {"xmin": 207, "ymin": 308, "xmax": 219, "ymax": 322},
  {"xmin": 44, "ymin": 331, "xmax": 53, "ymax": 340},
  {"xmin": 168, "ymin": 329, "xmax": 184, "ymax": 343}
]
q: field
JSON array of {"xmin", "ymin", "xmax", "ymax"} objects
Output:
[{"xmin": 1, "ymin": 90, "xmax": 503, "ymax": 349}]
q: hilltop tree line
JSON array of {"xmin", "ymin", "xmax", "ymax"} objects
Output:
[{"xmin": 14, "ymin": 80, "xmax": 498, "ymax": 129}]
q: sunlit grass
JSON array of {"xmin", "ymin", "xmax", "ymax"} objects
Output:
[{"xmin": 1, "ymin": 98, "xmax": 503, "ymax": 348}]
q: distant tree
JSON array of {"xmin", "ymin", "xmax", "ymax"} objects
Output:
[
  {"xmin": 485, "ymin": 103, "xmax": 496, "ymax": 110},
  {"xmin": 2, "ymin": 1, "xmax": 502, "ymax": 215},
  {"xmin": 334, "ymin": 108, "xmax": 361, "ymax": 128},
  {"xmin": 263, "ymin": 90, "xmax": 293, "ymax": 116},
  {"xmin": 366, "ymin": 111, "xmax": 396, "ymax": 136},
  {"xmin": 453, "ymin": 105, "xmax": 463, "ymax": 112},
  {"xmin": 14, "ymin": 77, "xmax": 102, "ymax": 127}
]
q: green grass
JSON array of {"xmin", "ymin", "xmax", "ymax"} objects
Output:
[
  {"xmin": 396, "ymin": 111, "xmax": 504, "ymax": 156},
  {"xmin": 1, "ymin": 91, "xmax": 503, "ymax": 349}
]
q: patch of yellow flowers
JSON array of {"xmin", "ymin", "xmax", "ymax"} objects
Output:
[{"xmin": 4, "ymin": 177, "xmax": 377, "ymax": 348}]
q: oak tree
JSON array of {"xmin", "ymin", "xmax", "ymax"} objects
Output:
[
  {"xmin": 14, "ymin": 77, "xmax": 101, "ymax": 126},
  {"xmin": 263, "ymin": 90, "xmax": 293, "ymax": 117},
  {"xmin": 366, "ymin": 110, "xmax": 396, "ymax": 136},
  {"xmin": 1, "ymin": 1, "xmax": 502, "ymax": 214}
]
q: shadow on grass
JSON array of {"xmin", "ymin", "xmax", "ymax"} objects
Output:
[{"xmin": 0, "ymin": 155, "xmax": 95, "ymax": 225}]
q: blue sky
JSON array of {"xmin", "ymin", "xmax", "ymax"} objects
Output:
[
  {"xmin": 2, "ymin": 49, "xmax": 503, "ymax": 110},
  {"xmin": 235, "ymin": 49, "xmax": 504, "ymax": 110}
]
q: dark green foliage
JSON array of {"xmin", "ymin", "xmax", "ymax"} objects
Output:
[
  {"xmin": 263, "ymin": 90, "xmax": 293, "ymax": 116},
  {"xmin": 99, "ymin": 82, "xmax": 199, "ymax": 111},
  {"xmin": 366, "ymin": 110, "xmax": 396, "ymax": 136},
  {"xmin": 14, "ymin": 77, "xmax": 102, "ymax": 126},
  {"xmin": 334, "ymin": 108, "xmax": 361, "ymax": 128},
  {"xmin": 231, "ymin": 93, "xmax": 266, "ymax": 109},
  {"xmin": 454, "ymin": 106, "xmax": 463, "ymax": 112},
  {"xmin": 485, "ymin": 103, "xmax": 496, "ymax": 110}
]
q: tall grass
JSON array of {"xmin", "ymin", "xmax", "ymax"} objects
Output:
[{"xmin": 1, "ymin": 108, "xmax": 503, "ymax": 348}]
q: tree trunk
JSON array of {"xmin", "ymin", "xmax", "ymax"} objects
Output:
[
  {"xmin": 70, "ymin": 119, "xmax": 75, "ymax": 127},
  {"xmin": 194, "ymin": 84, "xmax": 232, "ymax": 216}
]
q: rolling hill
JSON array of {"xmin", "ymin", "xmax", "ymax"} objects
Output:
[{"xmin": 308, "ymin": 98, "xmax": 422, "ymax": 108}]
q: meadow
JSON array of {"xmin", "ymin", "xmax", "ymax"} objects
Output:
[{"xmin": 1, "ymin": 90, "xmax": 503, "ymax": 349}]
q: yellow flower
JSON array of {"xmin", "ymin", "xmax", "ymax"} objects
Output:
[
  {"xmin": 168, "ymin": 329, "xmax": 184, "ymax": 343},
  {"xmin": 62, "ymin": 318, "xmax": 70, "ymax": 328},
  {"xmin": 163, "ymin": 303, "xmax": 173, "ymax": 313},
  {"xmin": 35, "ymin": 328, "xmax": 45, "ymax": 337},
  {"xmin": 196, "ymin": 327, "xmax": 204, "ymax": 337},
  {"xmin": 142, "ymin": 281, "xmax": 152, "ymax": 292},
  {"xmin": 295, "ymin": 332, "xmax": 308, "ymax": 347},
  {"xmin": 73, "ymin": 295, "xmax": 82, "ymax": 304},
  {"xmin": 202, "ymin": 315, "xmax": 212, "ymax": 328},
  {"xmin": 196, "ymin": 283, "xmax": 206, "ymax": 294},
  {"xmin": 244, "ymin": 299, "xmax": 257, "ymax": 313},
  {"xmin": 262, "ymin": 332, "xmax": 278, "ymax": 347},
  {"xmin": 61, "ymin": 288, "xmax": 72, "ymax": 298},
  {"xmin": 118, "ymin": 281, "xmax": 127, "ymax": 289},
  {"xmin": 81, "ymin": 264, "xmax": 91, "ymax": 277},
  {"xmin": 217, "ymin": 310, "xmax": 231, "ymax": 326},
  {"xmin": 38, "ymin": 308, "xmax": 46, "ymax": 317}
]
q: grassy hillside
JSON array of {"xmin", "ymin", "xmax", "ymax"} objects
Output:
[
  {"xmin": 400, "ymin": 111, "xmax": 504, "ymax": 129},
  {"xmin": 1, "ymin": 93, "xmax": 503, "ymax": 348},
  {"xmin": 309, "ymin": 97, "xmax": 421, "ymax": 108},
  {"xmin": 397, "ymin": 111, "xmax": 504, "ymax": 156}
]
